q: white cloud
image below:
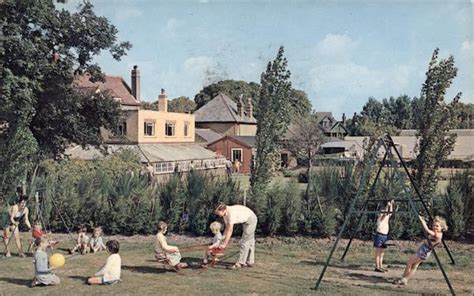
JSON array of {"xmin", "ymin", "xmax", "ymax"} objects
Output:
[
  {"xmin": 316, "ymin": 33, "xmax": 357, "ymax": 62},
  {"xmin": 461, "ymin": 40, "xmax": 474, "ymax": 52}
]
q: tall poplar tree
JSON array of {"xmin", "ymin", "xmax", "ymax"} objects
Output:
[
  {"xmin": 250, "ymin": 46, "xmax": 292, "ymax": 211},
  {"xmin": 413, "ymin": 48, "xmax": 461, "ymax": 203}
]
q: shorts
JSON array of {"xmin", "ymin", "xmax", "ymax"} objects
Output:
[
  {"xmin": 101, "ymin": 276, "xmax": 119, "ymax": 285},
  {"xmin": 373, "ymin": 232, "xmax": 388, "ymax": 248},
  {"xmin": 416, "ymin": 243, "xmax": 432, "ymax": 260}
]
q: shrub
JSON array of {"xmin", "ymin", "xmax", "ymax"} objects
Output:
[{"xmin": 280, "ymin": 180, "xmax": 301, "ymax": 235}]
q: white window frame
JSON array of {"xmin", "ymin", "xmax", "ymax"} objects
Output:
[
  {"xmin": 165, "ymin": 121, "xmax": 176, "ymax": 137},
  {"xmin": 144, "ymin": 120, "xmax": 155, "ymax": 137},
  {"xmin": 231, "ymin": 148, "xmax": 243, "ymax": 162}
]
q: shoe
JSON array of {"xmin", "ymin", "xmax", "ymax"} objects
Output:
[
  {"xmin": 5, "ymin": 253, "xmax": 11, "ymax": 258},
  {"xmin": 229, "ymin": 263, "xmax": 242, "ymax": 270},
  {"xmin": 374, "ymin": 268, "xmax": 385, "ymax": 273},
  {"xmin": 68, "ymin": 249, "xmax": 73, "ymax": 255},
  {"xmin": 18, "ymin": 253, "xmax": 26, "ymax": 258},
  {"xmin": 31, "ymin": 278, "xmax": 39, "ymax": 288},
  {"xmin": 381, "ymin": 267, "xmax": 389, "ymax": 272},
  {"xmin": 246, "ymin": 263, "xmax": 254, "ymax": 268}
]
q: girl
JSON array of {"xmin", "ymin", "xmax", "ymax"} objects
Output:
[
  {"xmin": 87, "ymin": 240, "xmax": 121, "ymax": 285},
  {"xmin": 394, "ymin": 215, "xmax": 448, "ymax": 287},
  {"xmin": 89, "ymin": 227, "xmax": 107, "ymax": 253},
  {"xmin": 69, "ymin": 224, "xmax": 89, "ymax": 255},
  {"xmin": 2, "ymin": 195, "xmax": 32, "ymax": 257},
  {"xmin": 154, "ymin": 221, "xmax": 187, "ymax": 270},
  {"xmin": 203, "ymin": 221, "xmax": 223, "ymax": 264},
  {"xmin": 31, "ymin": 237, "xmax": 60, "ymax": 287}
]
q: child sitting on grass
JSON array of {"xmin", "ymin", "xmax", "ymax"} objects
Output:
[
  {"xmin": 29, "ymin": 221, "xmax": 59, "ymax": 252},
  {"xmin": 87, "ymin": 240, "xmax": 121, "ymax": 285},
  {"xmin": 394, "ymin": 215, "xmax": 448, "ymax": 287},
  {"xmin": 31, "ymin": 237, "xmax": 60, "ymax": 287},
  {"xmin": 374, "ymin": 200, "xmax": 395, "ymax": 272},
  {"xmin": 89, "ymin": 226, "xmax": 107, "ymax": 253},
  {"xmin": 203, "ymin": 221, "xmax": 223, "ymax": 265},
  {"xmin": 155, "ymin": 221, "xmax": 188, "ymax": 270},
  {"xmin": 69, "ymin": 224, "xmax": 89, "ymax": 255}
]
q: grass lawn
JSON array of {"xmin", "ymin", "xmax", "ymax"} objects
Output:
[{"xmin": 0, "ymin": 234, "xmax": 473, "ymax": 295}]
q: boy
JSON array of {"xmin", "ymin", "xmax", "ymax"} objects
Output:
[
  {"xmin": 374, "ymin": 199, "xmax": 395, "ymax": 272},
  {"xmin": 203, "ymin": 221, "xmax": 223, "ymax": 265},
  {"xmin": 87, "ymin": 240, "xmax": 121, "ymax": 285},
  {"xmin": 69, "ymin": 224, "xmax": 89, "ymax": 255}
]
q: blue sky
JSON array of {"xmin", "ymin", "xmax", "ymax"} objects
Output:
[{"xmin": 61, "ymin": 0, "xmax": 473, "ymax": 119}]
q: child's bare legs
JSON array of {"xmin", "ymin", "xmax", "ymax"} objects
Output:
[
  {"xmin": 397, "ymin": 256, "xmax": 422, "ymax": 285},
  {"xmin": 87, "ymin": 276, "xmax": 102, "ymax": 285}
]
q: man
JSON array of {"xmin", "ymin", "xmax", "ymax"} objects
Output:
[{"xmin": 215, "ymin": 203, "xmax": 257, "ymax": 269}]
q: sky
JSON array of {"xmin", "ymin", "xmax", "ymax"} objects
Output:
[{"xmin": 60, "ymin": 0, "xmax": 473, "ymax": 119}]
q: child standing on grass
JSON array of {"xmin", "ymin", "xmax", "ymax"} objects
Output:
[
  {"xmin": 374, "ymin": 199, "xmax": 395, "ymax": 272},
  {"xmin": 394, "ymin": 215, "xmax": 448, "ymax": 287},
  {"xmin": 87, "ymin": 240, "xmax": 121, "ymax": 285},
  {"xmin": 69, "ymin": 224, "xmax": 89, "ymax": 255},
  {"xmin": 31, "ymin": 237, "xmax": 60, "ymax": 287},
  {"xmin": 154, "ymin": 221, "xmax": 188, "ymax": 270},
  {"xmin": 203, "ymin": 221, "xmax": 223, "ymax": 265},
  {"xmin": 89, "ymin": 227, "xmax": 107, "ymax": 253}
]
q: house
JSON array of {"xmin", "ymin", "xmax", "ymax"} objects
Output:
[
  {"xmin": 194, "ymin": 93, "xmax": 257, "ymax": 136},
  {"xmin": 207, "ymin": 135, "xmax": 256, "ymax": 174},
  {"xmin": 315, "ymin": 112, "xmax": 348, "ymax": 139},
  {"xmin": 70, "ymin": 66, "xmax": 226, "ymax": 178}
]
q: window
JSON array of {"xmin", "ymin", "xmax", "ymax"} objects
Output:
[
  {"xmin": 118, "ymin": 122, "xmax": 127, "ymax": 136},
  {"xmin": 165, "ymin": 121, "xmax": 175, "ymax": 136},
  {"xmin": 144, "ymin": 121, "xmax": 155, "ymax": 136},
  {"xmin": 184, "ymin": 121, "xmax": 190, "ymax": 137},
  {"xmin": 231, "ymin": 148, "xmax": 243, "ymax": 162}
]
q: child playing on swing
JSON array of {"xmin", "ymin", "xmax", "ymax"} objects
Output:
[
  {"xmin": 69, "ymin": 224, "xmax": 89, "ymax": 255},
  {"xmin": 87, "ymin": 240, "xmax": 121, "ymax": 285},
  {"xmin": 203, "ymin": 221, "xmax": 223, "ymax": 265},
  {"xmin": 89, "ymin": 226, "xmax": 107, "ymax": 253},
  {"xmin": 374, "ymin": 199, "xmax": 395, "ymax": 272},
  {"xmin": 154, "ymin": 221, "xmax": 188, "ymax": 270},
  {"xmin": 31, "ymin": 237, "xmax": 60, "ymax": 287},
  {"xmin": 394, "ymin": 215, "xmax": 448, "ymax": 287}
]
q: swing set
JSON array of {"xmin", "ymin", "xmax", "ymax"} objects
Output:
[{"xmin": 314, "ymin": 134, "xmax": 456, "ymax": 295}]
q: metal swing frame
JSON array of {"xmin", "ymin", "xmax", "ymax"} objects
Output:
[{"xmin": 314, "ymin": 134, "xmax": 456, "ymax": 295}]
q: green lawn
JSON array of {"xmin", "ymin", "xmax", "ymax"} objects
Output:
[{"xmin": 0, "ymin": 234, "xmax": 473, "ymax": 295}]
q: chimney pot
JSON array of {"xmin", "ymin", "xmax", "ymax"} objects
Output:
[{"xmin": 237, "ymin": 96, "xmax": 244, "ymax": 117}]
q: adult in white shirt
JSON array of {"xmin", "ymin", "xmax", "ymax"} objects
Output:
[{"xmin": 215, "ymin": 203, "xmax": 258, "ymax": 269}]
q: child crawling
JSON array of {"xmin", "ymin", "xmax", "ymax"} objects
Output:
[
  {"xmin": 154, "ymin": 221, "xmax": 188, "ymax": 270},
  {"xmin": 394, "ymin": 215, "xmax": 448, "ymax": 287}
]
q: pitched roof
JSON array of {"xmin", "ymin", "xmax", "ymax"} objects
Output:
[
  {"xmin": 195, "ymin": 128, "xmax": 223, "ymax": 145},
  {"xmin": 73, "ymin": 74, "xmax": 140, "ymax": 106},
  {"xmin": 194, "ymin": 93, "xmax": 256, "ymax": 124},
  {"xmin": 231, "ymin": 136, "xmax": 256, "ymax": 148}
]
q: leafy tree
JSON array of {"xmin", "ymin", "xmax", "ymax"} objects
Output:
[
  {"xmin": 194, "ymin": 79, "xmax": 311, "ymax": 118},
  {"xmin": 1, "ymin": 1, "xmax": 131, "ymax": 197},
  {"xmin": 279, "ymin": 180, "xmax": 301, "ymax": 235},
  {"xmin": 285, "ymin": 112, "xmax": 325, "ymax": 213},
  {"xmin": 194, "ymin": 80, "xmax": 260, "ymax": 110},
  {"xmin": 250, "ymin": 46, "xmax": 292, "ymax": 212},
  {"xmin": 140, "ymin": 101, "xmax": 158, "ymax": 110},
  {"xmin": 412, "ymin": 49, "xmax": 461, "ymax": 203},
  {"xmin": 168, "ymin": 96, "xmax": 196, "ymax": 113}
]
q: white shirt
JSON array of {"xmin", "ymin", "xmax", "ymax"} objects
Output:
[
  {"xmin": 224, "ymin": 205, "xmax": 256, "ymax": 225},
  {"xmin": 95, "ymin": 253, "xmax": 121, "ymax": 282}
]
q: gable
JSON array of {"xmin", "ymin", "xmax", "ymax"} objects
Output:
[{"xmin": 194, "ymin": 93, "xmax": 256, "ymax": 124}]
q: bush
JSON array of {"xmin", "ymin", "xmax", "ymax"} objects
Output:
[
  {"xmin": 280, "ymin": 180, "xmax": 301, "ymax": 235},
  {"xmin": 443, "ymin": 184, "xmax": 465, "ymax": 239},
  {"xmin": 261, "ymin": 186, "xmax": 283, "ymax": 235}
]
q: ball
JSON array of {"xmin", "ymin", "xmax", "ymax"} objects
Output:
[{"xmin": 49, "ymin": 253, "xmax": 65, "ymax": 268}]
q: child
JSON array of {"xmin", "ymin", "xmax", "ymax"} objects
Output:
[
  {"xmin": 374, "ymin": 200, "xmax": 395, "ymax": 272},
  {"xmin": 29, "ymin": 221, "xmax": 59, "ymax": 252},
  {"xmin": 203, "ymin": 221, "xmax": 223, "ymax": 264},
  {"xmin": 69, "ymin": 224, "xmax": 89, "ymax": 255},
  {"xmin": 89, "ymin": 227, "xmax": 107, "ymax": 253},
  {"xmin": 87, "ymin": 240, "xmax": 121, "ymax": 285},
  {"xmin": 394, "ymin": 215, "xmax": 448, "ymax": 287},
  {"xmin": 31, "ymin": 237, "xmax": 60, "ymax": 287},
  {"xmin": 154, "ymin": 221, "xmax": 187, "ymax": 270}
]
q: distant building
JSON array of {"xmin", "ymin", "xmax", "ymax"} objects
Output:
[
  {"xmin": 194, "ymin": 93, "xmax": 257, "ymax": 136},
  {"xmin": 70, "ymin": 66, "xmax": 226, "ymax": 178},
  {"xmin": 315, "ymin": 112, "xmax": 348, "ymax": 139},
  {"xmin": 207, "ymin": 135, "xmax": 256, "ymax": 174}
]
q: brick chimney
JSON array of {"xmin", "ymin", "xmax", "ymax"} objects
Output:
[
  {"xmin": 246, "ymin": 97, "xmax": 253, "ymax": 118},
  {"xmin": 131, "ymin": 65, "xmax": 140, "ymax": 101},
  {"xmin": 237, "ymin": 96, "xmax": 244, "ymax": 117},
  {"xmin": 342, "ymin": 113, "xmax": 346, "ymax": 126},
  {"xmin": 158, "ymin": 88, "xmax": 168, "ymax": 112}
]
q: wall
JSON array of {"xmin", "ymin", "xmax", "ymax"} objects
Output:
[
  {"xmin": 208, "ymin": 138, "xmax": 253, "ymax": 174},
  {"xmin": 237, "ymin": 124, "xmax": 257, "ymax": 136},
  {"xmin": 102, "ymin": 110, "xmax": 139, "ymax": 143},
  {"xmin": 137, "ymin": 110, "xmax": 195, "ymax": 143}
]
